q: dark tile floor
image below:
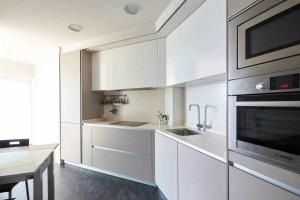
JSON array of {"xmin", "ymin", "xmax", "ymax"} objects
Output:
[{"xmin": 0, "ymin": 164, "xmax": 166, "ymax": 200}]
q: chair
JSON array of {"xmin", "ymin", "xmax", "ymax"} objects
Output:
[{"xmin": 0, "ymin": 139, "xmax": 31, "ymax": 200}]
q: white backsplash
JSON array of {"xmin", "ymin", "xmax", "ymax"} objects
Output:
[
  {"xmin": 102, "ymin": 89, "xmax": 165, "ymax": 123},
  {"xmin": 185, "ymin": 81, "xmax": 226, "ymax": 135},
  {"xmin": 101, "ymin": 82, "xmax": 226, "ymax": 133}
]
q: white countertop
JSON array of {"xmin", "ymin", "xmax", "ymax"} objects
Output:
[{"xmin": 83, "ymin": 119, "xmax": 227, "ymax": 163}]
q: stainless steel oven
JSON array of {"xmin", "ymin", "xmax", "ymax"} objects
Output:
[
  {"xmin": 228, "ymin": 69, "xmax": 300, "ymax": 173},
  {"xmin": 228, "ymin": 0, "xmax": 300, "ymax": 80}
]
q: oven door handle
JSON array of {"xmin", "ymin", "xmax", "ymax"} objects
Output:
[{"xmin": 236, "ymin": 101, "xmax": 300, "ymax": 107}]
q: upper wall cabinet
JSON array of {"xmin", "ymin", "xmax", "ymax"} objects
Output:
[
  {"xmin": 166, "ymin": 0, "xmax": 226, "ymax": 86},
  {"xmin": 60, "ymin": 50, "xmax": 81, "ymax": 123},
  {"xmin": 92, "ymin": 39, "xmax": 166, "ymax": 91}
]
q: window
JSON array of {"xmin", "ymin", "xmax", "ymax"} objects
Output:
[{"xmin": 0, "ymin": 75, "xmax": 32, "ymax": 140}]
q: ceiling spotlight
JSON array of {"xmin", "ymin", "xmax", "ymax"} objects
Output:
[
  {"xmin": 124, "ymin": 3, "xmax": 142, "ymax": 15},
  {"xmin": 68, "ymin": 24, "xmax": 84, "ymax": 32}
]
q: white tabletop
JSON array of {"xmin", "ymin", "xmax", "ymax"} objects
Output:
[{"xmin": 0, "ymin": 144, "xmax": 58, "ymax": 178}]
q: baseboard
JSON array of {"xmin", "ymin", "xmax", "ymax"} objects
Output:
[{"xmin": 64, "ymin": 161, "xmax": 157, "ymax": 187}]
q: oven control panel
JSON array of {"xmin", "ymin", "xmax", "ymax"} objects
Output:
[
  {"xmin": 228, "ymin": 69, "xmax": 300, "ymax": 96},
  {"xmin": 270, "ymin": 73, "xmax": 300, "ymax": 90}
]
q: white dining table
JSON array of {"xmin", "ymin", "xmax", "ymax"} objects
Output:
[{"xmin": 0, "ymin": 144, "xmax": 58, "ymax": 200}]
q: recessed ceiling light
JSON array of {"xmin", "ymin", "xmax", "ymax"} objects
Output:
[
  {"xmin": 124, "ymin": 3, "xmax": 142, "ymax": 15},
  {"xmin": 68, "ymin": 24, "xmax": 84, "ymax": 32}
]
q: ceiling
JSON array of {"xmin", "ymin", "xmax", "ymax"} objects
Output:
[{"xmin": 0, "ymin": 0, "xmax": 171, "ymax": 65}]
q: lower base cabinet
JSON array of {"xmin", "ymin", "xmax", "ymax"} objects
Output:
[
  {"xmin": 82, "ymin": 125, "xmax": 154, "ymax": 184},
  {"xmin": 61, "ymin": 122, "xmax": 81, "ymax": 164},
  {"xmin": 155, "ymin": 132, "xmax": 227, "ymax": 200},
  {"xmin": 82, "ymin": 125, "xmax": 92, "ymax": 166},
  {"xmin": 229, "ymin": 166, "xmax": 300, "ymax": 200},
  {"xmin": 178, "ymin": 144, "xmax": 227, "ymax": 200},
  {"xmin": 155, "ymin": 133, "xmax": 178, "ymax": 200},
  {"xmin": 92, "ymin": 147, "xmax": 152, "ymax": 182}
]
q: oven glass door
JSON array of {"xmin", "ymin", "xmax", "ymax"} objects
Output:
[
  {"xmin": 237, "ymin": 106, "xmax": 300, "ymax": 156},
  {"xmin": 237, "ymin": 1, "xmax": 300, "ymax": 69}
]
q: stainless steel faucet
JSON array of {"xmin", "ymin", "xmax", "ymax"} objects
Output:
[
  {"xmin": 204, "ymin": 105, "xmax": 214, "ymax": 131},
  {"xmin": 189, "ymin": 104, "xmax": 203, "ymax": 131}
]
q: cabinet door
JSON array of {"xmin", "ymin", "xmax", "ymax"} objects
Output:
[
  {"xmin": 92, "ymin": 127, "xmax": 152, "ymax": 156},
  {"xmin": 178, "ymin": 144, "xmax": 227, "ymax": 200},
  {"xmin": 92, "ymin": 50, "xmax": 114, "ymax": 90},
  {"xmin": 82, "ymin": 125, "xmax": 92, "ymax": 166},
  {"xmin": 61, "ymin": 123, "xmax": 81, "ymax": 164},
  {"xmin": 115, "ymin": 40, "xmax": 158, "ymax": 90},
  {"xmin": 92, "ymin": 40, "xmax": 163, "ymax": 90},
  {"xmin": 100, "ymin": 49, "xmax": 115, "ymax": 90},
  {"xmin": 60, "ymin": 51, "xmax": 81, "ymax": 123},
  {"xmin": 133, "ymin": 40, "xmax": 158, "ymax": 88},
  {"xmin": 92, "ymin": 147, "xmax": 153, "ymax": 182},
  {"xmin": 229, "ymin": 166, "xmax": 300, "ymax": 200},
  {"xmin": 155, "ymin": 132, "xmax": 178, "ymax": 200},
  {"xmin": 166, "ymin": 0, "xmax": 226, "ymax": 86}
]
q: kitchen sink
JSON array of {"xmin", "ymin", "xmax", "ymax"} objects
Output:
[
  {"xmin": 110, "ymin": 121, "xmax": 148, "ymax": 127},
  {"xmin": 166, "ymin": 128, "xmax": 201, "ymax": 136}
]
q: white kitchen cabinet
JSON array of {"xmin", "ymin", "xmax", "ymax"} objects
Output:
[
  {"xmin": 82, "ymin": 125, "xmax": 92, "ymax": 166},
  {"xmin": 166, "ymin": 0, "xmax": 226, "ymax": 86},
  {"xmin": 61, "ymin": 123, "xmax": 81, "ymax": 164},
  {"xmin": 229, "ymin": 166, "xmax": 300, "ymax": 200},
  {"xmin": 92, "ymin": 147, "xmax": 153, "ymax": 182},
  {"xmin": 96, "ymin": 49, "xmax": 115, "ymax": 90},
  {"xmin": 92, "ymin": 39, "xmax": 166, "ymax": 90},
  {"xmin": 60, "ymin": 50, "xmax": 81, "ymax": 165},
  {"xmin": 90, "ymin": 126, "xmax": 154, "ymax": 183},
  {"xmin": 229, "ymin": 150, "xmax": 300, "ymax": 192},
  {"xmin": 60, "ymin": 50, "xmax": 102, "ymax": 165},
  {"xmin": 178, "ymin": 143, "xmax": 227, "ymax": 200},
  {"xmin": 91, "ymin": 127, "xmax": 152, "ymax": 156},
  {"xmin": 60, "ymin": 50, "xmax": 81, "ymax": 123},
  {"xmin": 155, "ymin": 132, "xmax": 178, "ymax": 200},
  {"xmin": 228, "ymin": 0, "xmax": 258, "ymax": 18}
]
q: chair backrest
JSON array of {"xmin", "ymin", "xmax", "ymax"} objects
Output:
[{"xmin": 0, "ymin": 139, "xmax": 29, "ymax": 148}]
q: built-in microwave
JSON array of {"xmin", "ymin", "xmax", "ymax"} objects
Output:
[
  {"xmin": 228, "ymin": 0, "xmax": 300, "ymax": 80},
  {"xmin": 228, "ymin": 69, "xmax": 300, "ymax": 173}
]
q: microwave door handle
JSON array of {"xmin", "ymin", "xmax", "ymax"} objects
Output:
[{"xmin": 236, "ymin": 101, "xmax": 300, "ymax": 107}]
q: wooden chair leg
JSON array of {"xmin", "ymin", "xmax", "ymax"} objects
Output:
[{"xmin": 25, "ymin": 180, "xmax": 30, "ymax": 200}]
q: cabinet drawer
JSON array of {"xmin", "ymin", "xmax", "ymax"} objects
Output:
[
  {"xmin": 92, "ymin": 147, "xmax": 153, "ymax": 182},
  {"xmin": 229, "ymin": 166, "xmax": 300, "ymax": 200},
  {"xmin": 92, "ymin": 127, "xmax": 152, "ymax": 156}
]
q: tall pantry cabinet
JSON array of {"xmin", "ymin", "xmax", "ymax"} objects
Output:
[{"xmin": 60, "ymin": 50, "xmax": 102, "ymax": 164}]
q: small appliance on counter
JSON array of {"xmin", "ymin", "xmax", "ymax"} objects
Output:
[{"xmin": 157, "ymin": 111, "xmax": 169, "ymax": 125}]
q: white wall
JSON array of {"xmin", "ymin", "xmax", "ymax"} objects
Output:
[
  {"xmin": 102, "ymin": 89, "xmax": 165, "ymax": 123},
  {"xmin": 165, "ymin": 87, "xmax": 185, "ymax": 126},
  {"xmin": 185, "ymin": 81, "xmax": 226, "ymax": 135},
  {"xmin": 31, "ymin": 56, "xmax": 60, "ymax": 145},
  {"xmin": 0, "ymin": 59, "xmax": 34, "ymax": 140},
  {"xmin": 0, "ymin": 55, "xmax": 60, "ymax": 148},
  {"xmin": 0, "ymin": 59, "xmax": 34, "ymax": 77}
]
